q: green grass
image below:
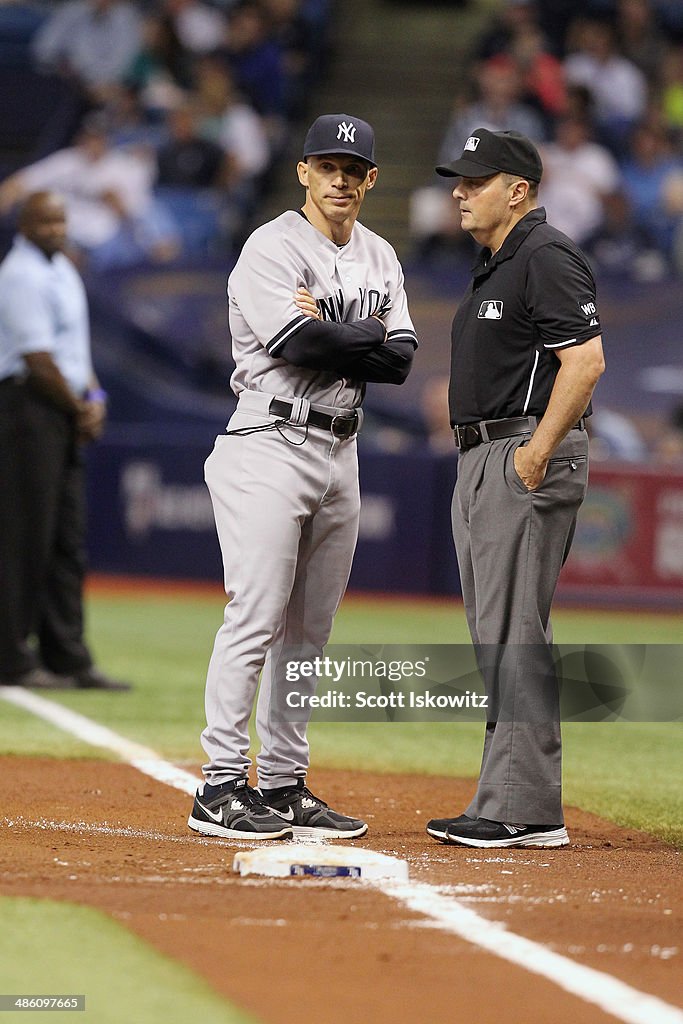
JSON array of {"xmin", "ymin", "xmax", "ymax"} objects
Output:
[
  {"xmin": 0, "ymin": 897, "xmax": 255, "ymax": 1024},
  {"xmin": 0, "ymin": 590, "xmax": 681, "ymax": 1024},
  {"xmin": 563, "ymin": 723, "xmax": 683, "ymax": 844},
  {"xmin": 1, "ymin": 590, "xmax": 681, "ymax": 843}
]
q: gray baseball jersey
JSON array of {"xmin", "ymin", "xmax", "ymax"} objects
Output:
[
  {"xmin": 228, "ymin": 210, "xmax": 417, "ymax": 407},
  {"xmin": 197, "ymin": 203, "xmax": 417, "ymax": 816}
]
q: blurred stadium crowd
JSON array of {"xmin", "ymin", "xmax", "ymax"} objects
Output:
[
  {"xmin": 410, "ymin": 0, "xmax": 683, "ymax": 285},
  {"xmin": 0, "ymin": 0, "xmax": 681, "ymax": 463},
  {"xmin": 406, "ymin": 0, "xmax": 683, "ymax": 464},
  {"xmin": 0, "ymin": 0, "xmax": 330, "ymax": 265}
]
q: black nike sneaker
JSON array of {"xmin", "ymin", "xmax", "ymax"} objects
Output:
[
  {"xmin": 188, "ymin": 778, "xmax": 294, "ymax": 840},
  {"xmin": 260, "ymin": 780, "xmax": 368, "ymax": 839}
]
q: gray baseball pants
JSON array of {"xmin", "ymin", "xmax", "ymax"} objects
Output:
[
  {"xmin": 200, "ymin": 389, "xmax": 361, "ymax": 789},
  {"xmin": 452, "ymin": 428, "xmax": 589, "ymax": 824}
]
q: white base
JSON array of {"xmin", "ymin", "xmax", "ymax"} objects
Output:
[{"xmin": 233, "ymin": 843, "xmax": 409, "ymax": 881}]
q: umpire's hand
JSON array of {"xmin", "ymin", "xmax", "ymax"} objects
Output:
[{"xmin": 514, "ymin": 444, "xmax": 547, "ymax": 491}]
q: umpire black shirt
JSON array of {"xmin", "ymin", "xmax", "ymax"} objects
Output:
[{"xmin": 449, "ymin": 207, "xmax": 601, "ymax": 425}]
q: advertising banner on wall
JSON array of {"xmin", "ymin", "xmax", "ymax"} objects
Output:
[
  {"xmin": 558, "ymin": 467, "xmax": 683, "ymax": 605},
  {"xmin": 86, "ymin": 436, "xmax": 461, "ymax": 595},
  {"xmin": 87, "ymin": 436, "xmax": 683, "ymax": 606}
]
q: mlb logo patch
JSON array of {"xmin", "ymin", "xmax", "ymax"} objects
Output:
[
  {"xmin": 478, "ymin": 300, "xmax": 503, "ymax": 320},
  {"xmin": 464, "ymin": 136, "xmax": 481, "ymax": 152}
]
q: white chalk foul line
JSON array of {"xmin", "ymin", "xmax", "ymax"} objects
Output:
[
  {"xmin": 380, "ymin": 881, "xmax": 683, "ymax": 1024},
  {"xmin": 2, "ymin": 686, "xmax": 682, "ymax": 1024},
  {"xmin": 0, "ymin": 686, "xmax": 198, "ymax": 795}
]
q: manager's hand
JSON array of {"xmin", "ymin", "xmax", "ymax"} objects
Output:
[{"xmin": 294, "ymin": 286, "xmax": 321, "ymax": 319}]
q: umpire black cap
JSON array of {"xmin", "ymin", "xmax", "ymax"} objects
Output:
[
  {"xmin": 436, "ymin": 128, "xmax": 543, "ymax": 182},
  {"xmin": 303, "ymin": 114, "xmax": 377, "ymax": 168}
]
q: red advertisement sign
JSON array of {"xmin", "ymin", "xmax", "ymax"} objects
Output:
[{"xmin": 559, "ymin": 466, "xmax": 683, "ymax": 605}]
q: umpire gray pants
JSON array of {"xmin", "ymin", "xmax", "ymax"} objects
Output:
[
  {"xmin": 452, "ymin": 428, "xmax": 589, "ymax": 824},
  {"xmin": 200, "ymin": 390, "xmax": 360, "ymax": 789}
]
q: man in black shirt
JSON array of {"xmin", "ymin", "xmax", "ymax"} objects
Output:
[{"xmin": 426, "ymin": 128, "xmax": 605, "ymax": 849}]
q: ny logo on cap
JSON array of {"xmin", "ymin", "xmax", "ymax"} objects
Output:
[
  {"xmin": 337, "ymin": 121, "xmax": 356, "ymax": 143},
  {"xmin": 464, "ymin": 136, "xmax": 480, "ymax": 152}
]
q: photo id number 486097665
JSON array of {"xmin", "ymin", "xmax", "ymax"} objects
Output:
[{"xmin": 0, "ymin": 995, "xmax": 85, "ymax": 1011}]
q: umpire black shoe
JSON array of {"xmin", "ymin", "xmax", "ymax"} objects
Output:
[
  {"xmin": 426, "ymin": 813, "xmax": 473, "ymax": 842},
  {"xmin": 0, "ymin": 668, "xmax": 75, "ymax": 689},
  {"xmin": 188, "ymin": 778, "xmax": 294, "ymax": 840},
  {"xmin": 445, "ymin": 817, "xmax": 569, "ymax": 849},
  {"xmin": 260, "ymin": 780, "xmax": 368, "ymax": 839},
  {"xmin": 61, "ymin": 667, "xmax": 132, "ymax": 691}
]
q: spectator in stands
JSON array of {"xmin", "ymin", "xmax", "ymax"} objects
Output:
[
  {"xmin": 616, "ymin": 0, "xmax": 667, "ymax": 81},
  {"xmin": 193, "ymin": 56, "xmax": 271, "ymax": 191},
  {"xmin": 262, "ymin": 0, "xmax": 331, "ymax": 118},
  {"xmin": 504, "ymin": 22, "xmax": 567, "ymax": 127},
  {"xmin": 474, "ymin": 0, "xmax": 544, "ymax": 63},
  {"xmin": 619, "ymin": 118, "xmax": 683, "ymax": 276},
  {"xmin": 124, "ymin": 11, "xmax": 192, "ymax": 117},
  {"xmin": 223, "ymin": 0, "xmax": 287, "ymax": 144},
  {"xmin": 153, "ymin": 100, "xmax": 230, "ymax": 257},
  {"xmin": 539, "ymin": 114, "xmax": 621, "ymax": 248},
  {"xmin": 563, "ymin": 17, "xmax": 648, "ymax": 157},
  {"xmin": 564, "ymin": 81, "xmax": 596, "ymax": 122},
  {"xmin": 31, "ymin": 0, "xmax": 142, "ymax": 104},
  {"xmin": 409, "ymin": 57, "xmax": 546, "ymax": 259},
  {"xmin": 102, "ymin": 84, "xmax": 168, "ymax": 153},
  {"xmin": 660, "ymin": 44, "xmax": 683, "ymax": 145},
  {"xmin": 472, "ymin": 0, "xmax": 566, "ymax": 129},
  {"xmin": 0, "ymin": 112, "xmax": 180, "ymax": 269},
  {"xmin": 437, "ymin": 59, "xmax": 547, "ymax": 168},
  {"xmin": 156, "ymin": 102, "xmax": 225, "ymax": 188},
  {"xmin": 162, "ymin": 0, "xmax": 228, "ymax": 56},
  {"xmin": 477, "ymin": 0, "xmax": 583, "ymax": 62},
  {"xmin": 535, "ymin": 0, "xmax": 587, "ymax": 58}
]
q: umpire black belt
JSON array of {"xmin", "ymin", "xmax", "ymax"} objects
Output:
[
  {"xmin": 269, "ymin": 398, "xmax": 360, "ymax": 439},
  {"xmin": 454, "ymin": 415, "xmax": 585, "ymax": 451}
]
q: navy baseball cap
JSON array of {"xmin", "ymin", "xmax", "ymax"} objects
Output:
[
  {"xmin": 303, "ymin": 114, "xmax": 376, "ymax": 168},
  {"xmin": 436, "ymin": 128, "xmax": 543, "ymax": 182}
]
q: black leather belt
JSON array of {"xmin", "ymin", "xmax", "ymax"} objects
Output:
[
  {"xmin": 454, "ymin": 415, "xmax": 585, "ymax": 451},
  {"xmin": 269, "ymin": 398, "xmax": 360, "ymax": 439}
]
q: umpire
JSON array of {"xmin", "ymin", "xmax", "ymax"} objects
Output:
[{"xmin": 426, "ymin": 129, "xmax": 605, "ymax": 849}]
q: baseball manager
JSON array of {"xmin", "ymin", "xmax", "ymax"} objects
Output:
[
  {"xmin": 426, "ymin": 128, "xmax": 605, "ymax": 849},
  {"xmin": 189, "ymin": 113, "xmax": 418, "ymax": 841}
]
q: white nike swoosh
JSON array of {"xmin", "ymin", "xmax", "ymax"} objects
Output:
[
  {"xmin": 196, "ymin": 799, "xmax": 224, "ymax": 823},
  {"xmin": 274, "ymin": 806, "xmax": 294, "ymax": 821}
]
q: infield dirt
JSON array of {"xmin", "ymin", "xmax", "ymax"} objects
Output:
[{"xmin": 1, "ymin": 757, "xmax": 681, "ymax": 1024}]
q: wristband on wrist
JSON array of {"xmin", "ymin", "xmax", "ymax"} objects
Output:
[{"xmin": 85, "ymin": 388, "xmax": 108, "ymax": 403}]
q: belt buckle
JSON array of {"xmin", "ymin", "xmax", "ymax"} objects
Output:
[
  {"xmin": 454, "ymin": 424, "xmax": 480, "ymax": 450},
  {"xmin": 331, "ymin": 413, "xmax": 357, "ymax": 439}
]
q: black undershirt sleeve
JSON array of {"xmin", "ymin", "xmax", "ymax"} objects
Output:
[
  {"xmin": 338, "ymin": 339, "xmax": 417, "ymax": 384},
  {"xmin": 274, "ymin": 315, "xmax": 386, "ymax": 371}
]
